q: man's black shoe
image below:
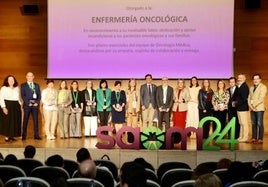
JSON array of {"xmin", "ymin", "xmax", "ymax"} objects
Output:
[
  {"xmin": 34, "ymin": 137, "xmax": 42, "ymax": 140},
  {"xmin": 22, "ymin": 137, "xmax": 26, "ymax": 141}
]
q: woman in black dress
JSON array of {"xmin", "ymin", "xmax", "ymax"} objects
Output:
[{"xmin": 111, "ymin": 81, "xmax": 126, "ymax": 132}]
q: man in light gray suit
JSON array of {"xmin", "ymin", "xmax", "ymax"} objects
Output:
[
  {"xmin": 140, "ymin": 74, "xmax": 157, "ymax": 128},
  {"xmin": 156, "ymin": 77, "xmax": 174, "ymax": 131}
]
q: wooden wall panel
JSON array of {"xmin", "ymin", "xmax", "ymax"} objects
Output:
[
  {"xmin": 234, "ymin": 0, "xmax": 268, "ymax": 80},
  {"xmin": 251, "ymin": 38, "xmax": 268, "ymax": 50},
  {"xmin": 0, "ymin": 0, "xmax": 268, "ymax": 137}
]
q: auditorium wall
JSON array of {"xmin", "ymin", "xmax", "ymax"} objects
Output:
[{"xmin": 0, "ymin": 0, "xmax": 267, "ymax": 136}]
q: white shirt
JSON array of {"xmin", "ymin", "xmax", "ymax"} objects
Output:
[
  {"xmin": 41, "ymin": 88, "xmax": 58, "ymax": 110},
  {"xmin": 87, "ymin": 89, "xmax": 93, "ymax": 101},
  {"xmin": 230, "ymin": 86, "xmax": 236, "ymax": 96},
  {"xmin": 162, "ymin": 86, "xmax": 168, "ymax": 104},
  {"xmin": 0, "ymin": 86, "xmax": 21, "ymax": 108},
  {"xmin": 189, "ymin": 86, "xmax": 201, "ymax": 103}
]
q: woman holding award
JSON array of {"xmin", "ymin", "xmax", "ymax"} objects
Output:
[
  {"xmin": 41, "ymin": 80, "xmax": 58, "ymax": 140},
  {"xmin": 70, "ymin": 80, "xmax": 83, "ymax": 138},
  {"xmin": 82, "ymin": 80, "xmax": 97, "ymax": 137},
  {"xmin": 212, "ymin": 80, "xmax": 230, "ymax": 133},
  {"xmin": 126, "ymin": 79, "xmax": 140, "ymax": 128},
  {"xmin": 57, "ymin": 80, "xmax": 72, "ymax": 139},
  {"xmin": 111, "ymin": 81, "xmax": 126, "ymax": 132},
  {"xmin": 96, "ymin": 79, "xmax": 112, "ymax": 127}
]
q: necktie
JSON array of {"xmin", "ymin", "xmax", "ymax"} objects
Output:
[
  {"xmin": 148, "ymin": 85, "xmax": 152, "ymax": 96},
  {"xmin": 30, "ymin": 82, "xmax": 33, "ymax": 89},
  {"xmin": 253, "ymin": 85, "xmax": 257, "ymax": 92}
]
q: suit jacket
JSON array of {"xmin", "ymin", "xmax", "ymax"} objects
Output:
[
  {"xmin": 21, "ymin": 82, "xmax": 41, "ymax": 107},
  {"xmin": 140, "ymin": 83, "xmax": 157, "ymax": 108},
  {"xmin": 198, "ymin": 89, "xmax": 214, "ymax": 111},
  {"xmin": 111, "ymin": 90, "xmax": 126, "ymax": 107},
  {"xmin": 126, "ymin": 90, "xmax": 140, "ymax": 113},
  {"xmin": 58, "ymin": 89, "xmax": 73, "ymax": 114},
  {"xmin": 82, "ymin": 89, "xmax": 97, "ymax": 116},
  {"xmin": 227, "ymin": 86, "xmax": 238, "ymax": 110},
  {"xmin": 172, "ymin": 87, "xmax": 190, "ymax": 112},
  {"xmin": 41, "ymin": 88, "xmax": 58, "ymax": 110},
  {"xmin": 96, "ymin": 88, "xmax": 112, "ymax": 112},
  {"xmin": 58, "ymin": 89, "xmax": 73, "ymax": 105},
  {"xmin": 70, "ymin": 91, "xmax": 84, "ymax": 109},
  {"xmin": 156, "ymin": 85, "xmax": 174, "ymax": 110},
  {"xmin": 248, "ymin": 83, "xmax": 267, "ymax": 111},
  {"xmin": 235, "ymin": 82, "xmax": 249, "ymax": 111}
]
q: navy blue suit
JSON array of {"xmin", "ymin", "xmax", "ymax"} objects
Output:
[{"xmin": 21, "ymin": 82, "xmax": 41, "ymax": 139}]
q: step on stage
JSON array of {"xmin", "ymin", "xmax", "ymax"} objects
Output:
[{"xmin": 0, "ymin": 135, "xmax": 267, "ymax": 169}]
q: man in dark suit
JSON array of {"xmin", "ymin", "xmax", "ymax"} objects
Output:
[
  {"xmin": 140, "ymin": 74, "xmax": 157, "ymax": 128},
  {"xmin": 156, "ymin": 77, "xmax": 174, "ymax": 131},
  {"xmin": 227, "ymin": 77, "xmax": 240, "ymax": 139},
  {"xmin": 21, "ymin": 72, "xmax": 42, "ymax": 140},
  {"xmin": 235, "ymin": 74, "xmax": 249, "ymax": 142}
]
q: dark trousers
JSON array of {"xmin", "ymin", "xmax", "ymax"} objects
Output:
[
  {"xmin": 213, "ymin": 110, "xmax": 227, "ymax": 132},
  {"xmin": 158, "ymin": 110, "xmax": 170, "ymax": 131},
  {"xmin": 22, "ymin": 106, "xmax": 39, "ymax": 138},
  {"xmin": 199, "ymin": 109, "xmax": 214, "ymax": 139},
  {"xmin": 228, "ymin": 107, "xmax": 240, "ymax": 139},
  {"xmin": 251, "ymin": 111, "xmax": 264, "ymax": 140},
  {"xmin": 98, "ymin": 111, "xmax": 110, "ymax": 126}
]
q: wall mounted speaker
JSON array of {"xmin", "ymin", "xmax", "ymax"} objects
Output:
[
  {"xmin": 244, "ymin": 0, "xmax": 261, "ymax": 9},
  {"xmin": 22, "ymin": 4, "xmax": 40, "ymax": 15}
]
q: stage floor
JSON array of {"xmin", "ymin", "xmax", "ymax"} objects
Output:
[
  {"xmin": 0, "ymin": 134, "xmax": 267, "ymax": 150},
  {"xmin": 1, "ymin": 135, "xmax": 268, "ymax": 170}
]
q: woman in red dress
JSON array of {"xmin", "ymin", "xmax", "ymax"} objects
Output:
[{"xmin": 172, "ymin": 79, "xmax": 190, "ymax": 128}]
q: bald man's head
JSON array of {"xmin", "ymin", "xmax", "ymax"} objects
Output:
[
  {"xmin": 78, "ymin": 159, "xmax": 96, "ymax": 179},
  {"xmin": 26, "ymin": 72, "xmax": 34, "ymax": 82}
]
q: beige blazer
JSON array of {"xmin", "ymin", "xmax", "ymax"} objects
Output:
[
  {"xmin": 248, "ymin": 83, "xmax": 267, "ymax": 111},
  {"xmin": 126, "ymin": 89, "xmax": 140, "ymax": 113},
  {"xmin": 172, "ymin": 87, "xmax": 190, "ymax": 112}
]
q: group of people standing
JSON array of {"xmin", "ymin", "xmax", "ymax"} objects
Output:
[
  {"xmin": 184, "ymin": 74, "xmax": 267, "ymax": 143},
  {"xmin": 0, "ymin": 72, "xmax": 42, "ymax": 142},
  {"xmin": 0, "ymin": 72, "xmax": 267, "ymax": 144},
  {"xmin": 0, "ymin": 72, "xmax": 131, "ymax": 141}
]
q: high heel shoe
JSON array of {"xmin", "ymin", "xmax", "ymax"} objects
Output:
[{"xmin": 5, "ymin": 137, "xmax": 9, "ymax": 142}]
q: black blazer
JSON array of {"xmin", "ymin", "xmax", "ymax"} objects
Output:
[
  {"xmin": 156, "ymin": 85, "xmax": 174, "ymax": 109},
  {"xmin": 82, "ymin": 89, "xmax": 97, "ymax": 116},
  {"xmin": 71, "ymin": 91, "xmax": 84, "ymax": 108},
  {"xmin": 21, "ymin": 82, "xmax": 41, "ymax": 107},
  {"xmin": 227, "ymin": 86, "xmax": 238, "ymax": 109},
  {"xmin": 235, "ymin": 82, "xmax": 249, "ymax": 111},
  {"xmin": 198, "ymin": 89, "xmax": 213, "ymax": 111}
]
